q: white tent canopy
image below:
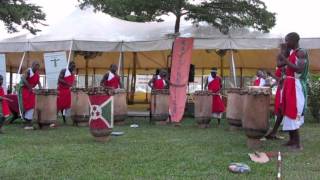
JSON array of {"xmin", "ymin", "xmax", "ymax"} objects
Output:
[{"xmin": 0, "ymin": 8, "xmax": 319, "ymax": 73}]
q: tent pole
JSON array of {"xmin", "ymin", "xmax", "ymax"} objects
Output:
[
  {"xmin": 130, "ymin": 52, "xmax": 137, "ymax": 104},
  {"xmin": 9, "ymin": 66, "xmax": 12, "ymax": 93},
  {"xmin": 93, "ymin": 68, "xmax": 96, "ymax": 87},
  {"xmin": 85, "ymin": 58, "xmax": 89, "ymax": 89},
  {"xmin": 220, "ymin": 54, "xmax": 224, "ymax": 89},
  {"xmin": 121, "ymin": 51, "xmax": 125, "ymax": 86},
  {"xmin": 126, "ymin": 66, "xmax": 131, "ymax": 103},
  {"xmin": 201, "ymin": 68, "xmax": 204, "ymax": 90},
  {"xmin": 240, "ymin": 67, "xmax": 243, "ymax": 88},
  {"xmin": 230, "ymin": 50, "xmax": 237, "ymax": 87}
]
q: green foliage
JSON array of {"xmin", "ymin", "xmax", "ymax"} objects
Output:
[
  {"xmin": 78, "ymin": 0, "xmax": 276, "ymax": 33},
  {"xmin": 307, "ymin": 74, "xmax": 320, "ymax": 122},
  {"xmin": 0, "ymin": 0, "xmax": 46, "ymax": 34}
]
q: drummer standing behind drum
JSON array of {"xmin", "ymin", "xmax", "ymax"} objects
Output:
[
  {"xmin": 280, "ymin": 32, "xmax": 308, "ymax": 150},
  {"xmin": 100, "ymin": 64, "xmax": 122, "ymax": 89},
  {"xmin": 57, "ymin": 62, "xmax": 76, "ymax": 124},
  {"xmin": 148, "ymin": 70, "xmax": 168, "ymax": 90},
  {"xmin": 0, "ymin": 75, "xmax": 12, "ymax": 133},
  {"xmin": 204, "ymin": 68, "xmax": 225, "ymax": 126},
  {"xmin": 20, "ymin": 61, "xmax": 42, "ymax": 130},
  {"xmin": 252, "ymin": 70, "xmax": 267, "ymax": 86}
]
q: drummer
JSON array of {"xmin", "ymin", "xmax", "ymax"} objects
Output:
[
  {"xmin": 252, "ymin": 70, "xmax": 267, "ymax": 86},
  {"xmin": 280, "ymin": 32, "xmax": 308, "ymax": 150},
  {"xmin": 57, "ymin": 61, "xmax": 76, "ymax": 124},
  {"xmin": 100, "ymin": 64, "xmax": 122, "ymax": 89},
  {"xmin": 148, "ymin": 69, "xmax": 168, "ymax": 90},
  {"xmin": 204, "ymin": 67, "xmax": 225, "ymax": 126},
  {"xmin": 0, "ymin": 75, "xmax": 11, "ymax": 133},
  {"xmin": 20, "ymin": 61, "xmax": 42, "ymax": 130},
  {"xmin": 265, "ymin": 43, "xmax": 289, "ymax": 139}
]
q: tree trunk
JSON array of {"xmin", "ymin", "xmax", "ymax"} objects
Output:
[{"xmin": 174, "ymin": 14, "xmax": 181, "ymax": 33}]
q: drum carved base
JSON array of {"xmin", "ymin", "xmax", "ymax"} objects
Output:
[{"xmin": 94, "ymin": 136, "xmax": 111, "ymax": 142}]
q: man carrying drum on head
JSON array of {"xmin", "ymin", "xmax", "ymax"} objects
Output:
[
  {"xmin": 57, "ymin": 62, "xmax": 76, "ymax": 124},
  {"xmin": 100, "ymin": 64, "xmax": 122, "ymax": 89},
  {"xmin": 19, "ymin": 61, "xmax": 42, "ymax": 130},
  {"xmin": 279, "ymin": 32, "xmax": 308, "ymax": 151},
  {"xmin": 205, "ymin": 67, "xmax": 225, "ymax": 126}
]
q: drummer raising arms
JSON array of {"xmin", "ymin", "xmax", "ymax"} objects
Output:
[
  {"xmin": 148, "ymin": 69, "xmax": 168, "ymax": 90},
  {"xmin": 100, "ymin": 64, "xmax": 122, "ymax": 89},
  {"xmin": 57, "ymin": 62, "xmax": 76, "ymax": 124},
  {"xmin": 0, "ymin": 75, "xmax": 12, "ymax": 133},
  {"xmin": 20, "ymin": 61, "xmax": 42, "ymax": 130},
  {"xmin": 204, "ymin": 68, "xmax": 225, "ymax": 126},
  {"xmin": 280, "ymin": 32, "xmax": 308, "ymax": 150}
]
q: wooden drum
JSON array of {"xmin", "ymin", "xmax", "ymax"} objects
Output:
[
  {"xmin": 193, "ymin": 90, "xmax": 213, "ymax": 128},
  {"xmin": 151, "ymin": 89, "xmax": 169, "ymax": 124},
  {"xmin": 87, "ymin": 87, "xmax": 113, "ymax": 142},
  {"xmin": 242, "ymin": 86, "xmax": 271, "ymax": 148},
  {"xmin": 71, "ymin": 88, "xmax": 90, "ymax": 126},
  {"xmin": 109, "ymin": 89, "xmax": 127, "ymax": 125},
  {"xmin": 34, "ymin": 89, "xmax": 57, "ymax": 129},
  {"xmin": 226, "ymin": 88, "xmax": 244, "ymax": 130}
]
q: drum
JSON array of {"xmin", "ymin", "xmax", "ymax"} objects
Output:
[
  {"xmin": 87, "ymin": 87, "xmax": 113, "ymax": 142},
  {"xmin": 226, "ymin": 88, "xmax": 244, "ymax": 130},
  {"xmin": 71, "ymin": 88, "xmax": 90, "ymax": 126},
  {"xmin": 193, "ymin": 90, "xmax": 213, "ymax": 128},
  {"xmin": 109, "ymin": 89, "xmax": 127, "ymax": 125},
  {"xmin": 34, "ymin": 89, "xmax": 57, "ymax": 129},
  {"xmin": 242, "ymin": 86, "xmax": 271, "ymax": 148},
  {"xmin": 151, "ymin": 89, "xmax": 169, "ymax": 124}
]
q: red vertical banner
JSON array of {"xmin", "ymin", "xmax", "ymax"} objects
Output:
[{"xmin": 169, "ymin": 37, "xmax": 194, "ymax": 123}]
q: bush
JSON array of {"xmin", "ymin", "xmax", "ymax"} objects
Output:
[{"xmin": 307, "ymin": 75, "xmax": 320, "ymax": 122}]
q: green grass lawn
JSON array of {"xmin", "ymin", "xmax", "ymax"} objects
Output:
[{"xmin": 1, "ymin": 118, "xmax": 320, "ymax": 180}]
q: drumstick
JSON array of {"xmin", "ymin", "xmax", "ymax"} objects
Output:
[
  {"xmin": 0, "ymin": 97, "xmax": 13, "ymax": 102},
  {"xmin": 277, "ymin": 151, "xmax": 282, "ymax": 180}
]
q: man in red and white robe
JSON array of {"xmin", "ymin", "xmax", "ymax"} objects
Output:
[
  {"xmin": 0, "ymin": 75, "xmax": 11, "ymax": 133},
  {"xmin": 20, "ymin": 61, "xmax": 42, "ymax": 130},
  {"xmin": 205, "ymin": 68, "xmax": 225, "ymax": 125},
  {"xmin": 148, "ymin": 70, "xmax": 168, "ymax": 90},
  {"xmin": 101, "ymin": 64, "xmax": 122, "ymax": 89},
  {"xmin": 57, "ymin": 62, "xmax": 76, "ymax": 124},
  {"xmin": 281, "ymin": 32, "xmax": 308, "ymax": 150}
]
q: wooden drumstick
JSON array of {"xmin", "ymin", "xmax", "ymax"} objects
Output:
[
  {"xmin": 0, "ymin": 97, "xmax": 13, "ymax": 102},
  {"xmin": 277, "ymin": 151, "xmax": 282, "ymax": 180}
]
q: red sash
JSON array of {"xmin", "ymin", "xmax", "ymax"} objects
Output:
[
  {"xmin": 104, "ymin": 74, "xmax": 120, "ymax": 89},
  {"xmin": 208, "ymin": 76, "xmax": 225, "ymax": 113},
  {"xmin": 282, "ymin": 50, "xmax": 298, "ymax": 119},
  {"xmin": 153, "ymin": 78, "xmax": 165, "ymax": 90},
  {"xmin": 57, "ymin": 74, "xmax": 75, "ymax": 110},
  {"xmin": 0, "ymin": 87, "xmax": 10, "ymax": 117},
  {"xmin": 22, "ymin": 71, "xmax": 40, "ymax": 111}
]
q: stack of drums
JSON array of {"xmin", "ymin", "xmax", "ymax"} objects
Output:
[
  {"xmin": 109, "ymin": 89, "xmax": 127, "ymax": 125},
  {"xmin": 150, "ymin": 89, "xmax": 169, "ymax": 125},
  {"xmin": 242, "ymin": 86, "xmax": 271, "ymax": 149},
  {"xmin": 226, "ymin": 88, "xmax": 244, "ymax": 130},
  {"xmin": 193, "ymin": 90, "xmax": 213, "ymax": 128},
  {"xmin": 71, "ymin": 88, "xmax": 90, "ymax": 126},
  {"xmin": 34, "ymin": 89, "xmax": 57, "ymax": 129},
  {"xmin": 87, "ymin": 87, "xmax": 112, "ymax": 142}
]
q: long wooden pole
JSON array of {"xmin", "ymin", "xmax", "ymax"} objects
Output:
[
  {"xmin": 85, "ymin": 58, "xmax": 89, "ymax": 89},
  {"xmin": 9, "ymin": 66, "xmax": 12, "ymax": 93}
]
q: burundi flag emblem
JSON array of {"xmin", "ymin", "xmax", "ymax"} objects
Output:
[{"xmin": 89, "ymin": 95, "xmax": 114, "ymax": 129}]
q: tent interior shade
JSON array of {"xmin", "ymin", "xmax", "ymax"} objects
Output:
[{"xmin": 4, "ymin": 48, "xmax": 320, "ymax": 76}]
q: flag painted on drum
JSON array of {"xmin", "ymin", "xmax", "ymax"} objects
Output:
[
  {"xmin": 89, "ymin": 95, "xmax": 114, "ymax": 129},
  {"xmin": 169, "ymin": 37, "xmax": 194, "ymax": 123}
]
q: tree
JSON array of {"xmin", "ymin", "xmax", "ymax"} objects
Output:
[
  {"xmin": 0, "ymin": 0, "xmax": 46, "ymax": 34},
  {"xmin": 78, "ymin": 0, "xmax": 276, "ymax": 34}
]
